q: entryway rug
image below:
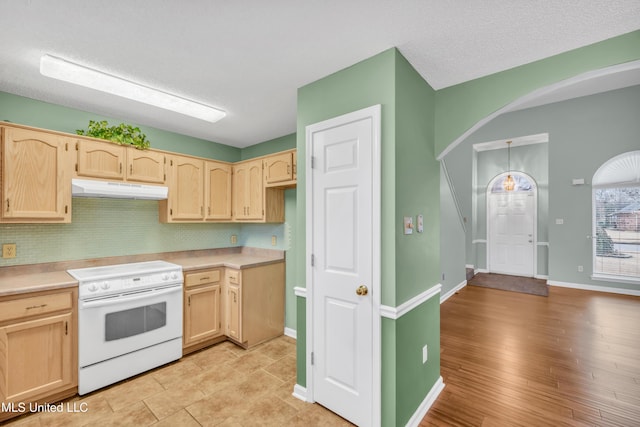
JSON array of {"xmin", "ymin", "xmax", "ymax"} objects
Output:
[{"xmin": 468, "ymin": 273, "xmax": 549, "ymax": 297}]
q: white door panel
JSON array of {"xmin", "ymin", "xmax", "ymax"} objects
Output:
[
  {"xmin": 488, "ymin": 179, "xmax": 536, "ymax": 277},
  {"xmin": 308, "ymin": 106, "xmax": 380, "ymax": 427}
]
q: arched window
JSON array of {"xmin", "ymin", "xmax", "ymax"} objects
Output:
[
  {"xmin": 490, "ymin": 172, "xmax": 535, "ymax": 193},
  {"xmin": 592, "ymin": 151, "xmax": 640, "ymax": 283}
]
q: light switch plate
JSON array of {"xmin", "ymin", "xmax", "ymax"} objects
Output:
[{"xmin": 404, "ymin": 216, "xmax": 413, "ymax": 235}]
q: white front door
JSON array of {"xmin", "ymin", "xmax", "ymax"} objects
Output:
[
  {"xmin": 306, "ymin": 105, "xmax": 380, "ymax": 427},
  {"xmin": 488, "ymin": 178, "xmax": 536, "ymax": 276}
]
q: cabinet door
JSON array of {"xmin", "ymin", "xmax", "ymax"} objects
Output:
[
  {"xmin": 205, "ymin": 160, "xmax": 232, "ymax": 220},
  {"xmin": 167, "ymin": 155, "xmax": 204, "ymax": 220},
  {"xmin": 127, "ymin": 148, "xmax": 166, "ymax": 184},
  {"xmin": 226, "ymin": 283, "xmax": 241, "ymax": 342},
  {"xmin": 1, "ymin": 127, "xmax": 71, "ymax": 222},
  {"xmin": 232, "ymin": 159, "xmax": 263, "ymax": 220},
  {"xmin": 0, "ymin": 312, "xmax": 74, "ymax": 404},
  {"xmin": 264, "ymin": 152, "xmax": 293, "ymax": 185},
  {"xmin": 75, "ymin": 139, "xmax": 125, "ymax": 180},
  {"xmin": 184, "ymin": 284, "xmax": 222, "ymax": 346},
  {"xmin": 232, "ymin": 163, "xmax": 248, "ymax": 220},
  {"xmin": 246, "ymin": 160, "xmax": 264, "ymax": 219},
  {"xmin": 292, "ymin": 151, "xmax": 297, "ymax": 181}
]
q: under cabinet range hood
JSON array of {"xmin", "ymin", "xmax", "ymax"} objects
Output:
[{"xmin": 72, "ymin": 179, "xmax": 168, "ymax": 200}]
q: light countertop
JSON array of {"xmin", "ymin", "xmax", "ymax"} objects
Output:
[{"xmin": 0, "ymin": 247, "xmax": 284, "ymax": 297}]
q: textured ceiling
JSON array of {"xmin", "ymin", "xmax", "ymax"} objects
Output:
[{"xmin": 1, "ymin": 1, "xmax": 639, "ymax": 147}]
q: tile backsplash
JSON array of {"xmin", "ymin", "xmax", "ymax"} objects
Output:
[{"xmin": 0, "ymin": 197, "xmax": 285, "ymax": 267}]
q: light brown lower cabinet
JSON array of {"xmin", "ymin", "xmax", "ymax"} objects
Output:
[
  {"xmin": 183, "ymin": 268, "xmax": 225, "ymax": 354},
  {"xmin": 0, "ymin": 288, "xmax": 78, "ymax": 422},
  {"xmin": 224, "ymin": 262, "xmax": 285, "ymax": 349}
]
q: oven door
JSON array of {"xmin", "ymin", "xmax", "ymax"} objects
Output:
[{"xmin": 78, "ymin": 284, "xmax": 182, "ymax": 368}]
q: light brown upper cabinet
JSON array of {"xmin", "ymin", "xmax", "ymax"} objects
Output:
[
  {"xmin": 160, "ymin": 154, "xmax": 205, "ymax": 222},
  {"xmin": 264, "ymin": 149, "xmax": 296, "ymax": 187},
  {"xmin": 127, "ymin": 148, "xmax": 166, "ymax": 184},
  {"xmin": 75, "ymin": 139, "xmax": 166, "ymax": 184},
  {"xmin": 205, "ymin": 160, "xmax": 232, "ymax": 221},
  {"xmin": 1, "ymin": 126, "xmax": 72, "ymax": 223},
  {"xmin": 232, "ymin": 159, "xmax": 264, "ymax": 221}
]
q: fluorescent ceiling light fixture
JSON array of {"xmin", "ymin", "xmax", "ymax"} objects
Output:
[{"xmin": 40, "ymin": 54, "xmax": 225, "ymax": 123}]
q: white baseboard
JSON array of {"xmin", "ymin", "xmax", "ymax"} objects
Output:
[
  {"xmin": 405, "ymin": 376, "xmax": 445, "ymax": 427},
  {"xmin": 476, "ymin": 268, "xmax": 489, "ymax": 274},
  {"xmin": 440, "ymin": 280, "xmax": 467, "ymax": 303},
  {"xmin": 548, "ymin": 280, "xmax": 640, "ymax": 297},
  {"xmin": 465, "ymin": 264, "xmax": 475, "ymax": 269},
  {"xmin": 284, "ymin": 327, "xmax": 297, "ymax": 339},
  {"xmin": 292, "ymin": 384, "xmax": 309, "ymax": 402},
  {"xmin": 535, "ymin": 274, "xmax": 549, "ymax": 280}
]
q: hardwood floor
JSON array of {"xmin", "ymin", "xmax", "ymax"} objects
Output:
[{"xmin": 421, "ymin": 285, "xmax": 640, "ymax": 427}]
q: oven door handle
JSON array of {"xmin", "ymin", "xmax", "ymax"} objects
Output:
[{"xmin": 79, "ymin": 285, "xmax": 182, "ymax": 309}]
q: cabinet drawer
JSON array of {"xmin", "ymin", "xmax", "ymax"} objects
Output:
[
  {"xmin": 185, "ymin": 269, "xmax": 221, "ymax": 287},
  {"xmin": 226, "ymin": 269, "xmax": 240, "ymax": 285},
  {"xmin": 0, "ymin": 291, "xmax": 73, "ymax": 323}
]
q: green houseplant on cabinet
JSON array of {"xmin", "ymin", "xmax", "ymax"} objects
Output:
[{"xmin": 76, "ymin": 120, "xmax": 150, "ymax": 149}]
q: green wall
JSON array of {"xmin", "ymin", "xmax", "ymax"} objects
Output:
[
  {"xmin": 240, "ymin": 133, "xmax": 295, "ymax": 160},
  {"xmin": 296, "ymin": 48, "xmax": 441, "ymax": 426},
  {"xmin": 0, "ymin": 92, "xmax": 240, "ymax": 162},
  {"xmin": 439, "ymin": 163, "xmax": 467, "ymax": 296},
  {"xmin": 443, "ymin": 85, "xmax": 640, "ymax": 292},
  {"xmin": 435, "ymin": 30, "xmax": 640, "ymax": 158}
]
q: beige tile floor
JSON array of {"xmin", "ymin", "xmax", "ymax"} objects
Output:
[{"xmin": 5, "ymin": 336, "xmax": 353, "ymax": 426}]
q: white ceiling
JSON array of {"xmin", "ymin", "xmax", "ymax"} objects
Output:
[{"xmin": 1, "ymin": 1, "xmax": 639, "ymax": 148}]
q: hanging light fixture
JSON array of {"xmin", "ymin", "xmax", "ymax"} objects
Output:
[{"xmin": 503, "ymin": 140, "xmax": 515, "ymax": 191}]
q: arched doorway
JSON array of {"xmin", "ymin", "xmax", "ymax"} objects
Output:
[{"xmin": 487, "ymin": 172, "xmax": 537, "ymax": 277}]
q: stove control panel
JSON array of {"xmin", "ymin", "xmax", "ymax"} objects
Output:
[{"xmin": 78, "ymin": 269, "xmax": 183, "ymax": 299}]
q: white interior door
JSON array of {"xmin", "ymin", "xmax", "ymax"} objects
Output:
[
  {"xmin": 488, "ymin": 184, "xmax": 535, "ymax": 276},
  {"xmin": 307, "ymin": 105, "xmax": 380, "ymax": 427}
]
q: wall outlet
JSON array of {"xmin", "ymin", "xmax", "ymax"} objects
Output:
[
  {"xmin": 422, "ymin": 344, "xmax": 428, "ymax": 364},
  {"xmin": 271, "ymin": 235, "xmax": 277, "ymax": 246},
  {"xmin": 578, "ymin": 265, "xmax": 583, "ymax": 272},
  {"xmin": 2, "ymin": 243, "xmax": 17, "ymax": 259},
  {"xmin": 230, "ymin": 235, "xmax": 237, "ymax": 244}
]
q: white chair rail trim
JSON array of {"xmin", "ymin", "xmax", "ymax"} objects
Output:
[{"xmin": 379, "ymin": 284, "xmax": 442, "ymax": 320}]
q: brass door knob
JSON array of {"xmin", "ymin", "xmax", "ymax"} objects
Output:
[{"xmin": 356, "ymin": 285, "xmax": 368, "ymax": 296}]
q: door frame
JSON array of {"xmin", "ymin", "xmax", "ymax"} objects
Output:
[
  {"xmin": 486, "ymin": 171, "xmax": 538, "ymax": 277},
  {"xmin": 305, "ymin": 104, "xmax": 382, "ymax": 426}
]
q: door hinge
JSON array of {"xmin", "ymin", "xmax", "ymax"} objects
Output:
[
  {"xmin": 311, "ymin": 352, "xmax": 314, "ymax": 365},
  {"xmin": 311, "ymin": 254, "xmax": 315, "ymax": 266},
  {"xmin": 311, "ymin": 156, "xmax": 316, "ymax": 169}
]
